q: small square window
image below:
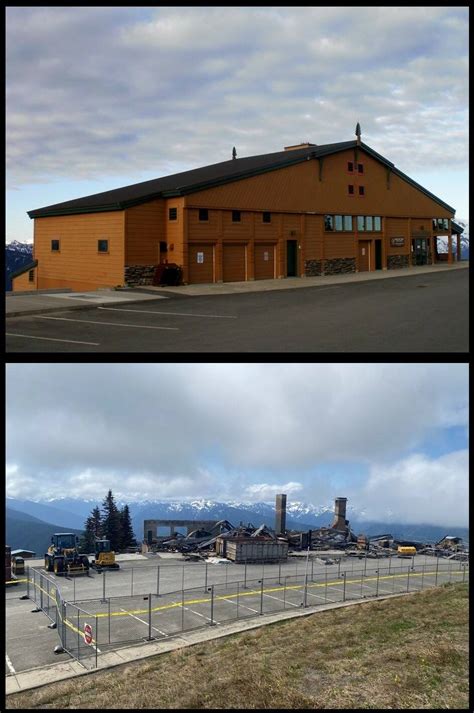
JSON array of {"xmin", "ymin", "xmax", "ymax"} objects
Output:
[
  {"xmin": 359, "ymin": 185, "xmax": 365, "ymax": 196},
  {"xmin": 232, "ymin": 210, "xmax": 241, "ymax": 222},
  {"xmin": 28, "ymin": 269, "xmax": 35, "ymax": 282},
  {"xmin": 262, "ymin": 212, "xmax": 271, "ymax": 223},
  {"xmin": 168, "ymin": 207, "xmax": 177, "ymax": 220},
  {"xmin": 335, "ymin": 215, "xmax": 343, "ymax": 231},
  {"xmin": 98, "ymin": 239, "xmax": 108, "ymax": 252},
  {"xmin": 357, "ymin": 163, "xmax": 364, "ymax": 174},
  {"xmin": 443, "ymin": 218, "xmax": 449, "ymax": 230},
  {"xmin": 366, "ymin": 216, "xmax": 373, "ymax": 231},
  {"xmin": 437, "ymin": 218, "xmax": 443, "ymax": 229},
  {"xmin": 347, "ymin": 161, "xmax": 354, "ymax": 172},
  {"xmin": 343, "ymin": 215, "xmax": 353, "ymax": 231},
  {"xmin": 51, "ymin": 239, "xmax": 60, "ymax": 251},
  {"xmin": 199, "ymin": 208, "xmax": 208, "ymax": 221},
  {"xmin": 348, "ymin": 185, "xmax": 354, "ymax": 195},
  {"xmin": 374, "ymin": 216, "xmax": 381, "ymax": 231},
  {"xmin": 357, "ymin": 216, "xmax": 365, "ymax": 231},
  {"xmin": 324, "ymin": 215, "xmax": 334, "ymax": 231}
]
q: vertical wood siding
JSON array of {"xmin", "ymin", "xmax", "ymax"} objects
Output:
[{"xmin": 125, "ymin": 199, "xmax": 164, "ymax": 264}]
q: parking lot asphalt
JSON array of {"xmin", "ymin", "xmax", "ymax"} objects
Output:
[{"xmin": 6, "ymin": 268, "xmax": 469, "ymax": 352}]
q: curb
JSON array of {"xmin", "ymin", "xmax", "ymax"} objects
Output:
[
  {"xmin": 6, "ymin": 590, "xmax": 414, "ymax": 695},
  {"xmin": 6, "ymin": 296, "xmax": 168, "ymax": 319}
]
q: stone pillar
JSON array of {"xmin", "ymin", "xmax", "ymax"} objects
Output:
[
  {"xmin": 456, "ymin": 234, "xmax": 461, "ymax": 262},
  {"xmin": 448, "ymin": 233, "xmax": 453, "ymax": 263}
]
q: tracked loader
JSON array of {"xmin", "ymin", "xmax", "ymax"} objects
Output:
[
  {"xmin": 45, "ymin": 533, "xmax": 90, "ymax": 576},
  {"xmin": 91, "ymin": 538, "xmax": 120, "ymax": 571}
]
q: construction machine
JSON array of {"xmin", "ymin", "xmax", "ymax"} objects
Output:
[
  {"xmin": 91, "ymin": 538, "xmax": 120, "ymax": 571},
  {"xmin": 44, "ymin": 533, "xmax": 90, "ymax": 576}
]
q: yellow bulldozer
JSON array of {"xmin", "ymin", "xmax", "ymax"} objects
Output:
[
  {"xmin": 91, "ymin": 538, "xmax": 120, "ymax": 571},
  {"xmin": 45, "ymin": 533, "xmax": 90, "ymax": 576}
]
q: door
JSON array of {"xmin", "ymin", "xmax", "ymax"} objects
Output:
[
  {"xmin": 223, "ymin": 243, "xmax": 246, "ymax": 282},
  {"xmin": 254, "ymin": 243, "xmax": 276, "ymax": 280},
  {"xmin": 413, "ymin": 238, "xmax": 427, "ymax": 265},
  {"xmin": 358, "ymin": 241, "xmax": 370, "ymax": 271},
  {"xmin": 286, "ymin": 240, "xmax": 297, "ymax": 277},
  {"xmin": 375, "ymin": 239, "xmax": 382, "ymax": 270},
  {"xmin": 188, "ymin": 244, "xmax": 214, "ymax": 284}
]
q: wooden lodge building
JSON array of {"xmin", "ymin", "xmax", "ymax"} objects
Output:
[{"xmin": 12, "ymin": 125, "xmax": 464, "ymax": 291}]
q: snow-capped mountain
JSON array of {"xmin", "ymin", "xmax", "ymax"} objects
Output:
[
  {"xmin": 436, "ymin": 218, "xmax": 469, "ymax": 258},
  {"xmin": 5, "ymin": 240, "xmax": 34, "ymax": 290}
]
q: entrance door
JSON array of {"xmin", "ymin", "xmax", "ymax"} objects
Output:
[
  {"xmin": 286, "ymin": 240, "xmax": 297, "ymax": 277},
  {"xmin": 375, "ymin": 239, "xmax": 382, "ymax": 270},
  {"xmin": 413, "ymin": 238, "xmax": 428, "ymax": 265},
  {"xmin": 358, "ymin": 241, "xmax": 370, "ymax": 271}
]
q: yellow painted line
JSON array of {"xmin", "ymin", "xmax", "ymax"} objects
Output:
[{"xmin": 69, "ymin": 569, "xmax": 467, "ymax": 620}]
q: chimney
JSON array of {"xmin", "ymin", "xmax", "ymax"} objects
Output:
[
  {"xmin": 284, "ymin": 142, "xmax": 317, "ymax": 151},
  {"xmin": 355, "ymin": 122, "xmax": 361, "ymax": 145},
  {"xmin": 275, "ymin": 493, "xmax": 287, "ymax": 535},
  {"xmin": 331, "ymin": 497, "xmax": 348, "ymax": 530}
]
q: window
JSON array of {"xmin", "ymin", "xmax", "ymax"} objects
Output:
[
  {"xmin": 343, "ymin": 215, "xmax": 353, "ymax": 231},
  {"xmin": 437, "ymin": 218, "xmax": 444, "ymax": 229},
  {"xmin": 443, "ymin": 218, "xmax": 449, "ymax": 230},
  {"xmin": 262, "ymin": 212, "xmax": 271, "ymax": 223},
  {"xmin": 168, "ymin": 207, "xmax": 177, "ymax": 220},
  {"xmin": 357, "ymin": 163, "xmax": 364, "ymax": 174},
  {"xmin": 365, "ymin": 216, "xmax": 373, "ymax": 231},
  {"xmin": 159, "ymin": 241, "xmax": 167, "ymax": 253},
  {"xmin": 51, "ymin": 239, "xmax": 60, "ymax": 251},
  {"xmin": 232, "ymin": 210, "xmax": 241, "ymax": 222},
  {"xmin": 335, "ymin": 215, "xmax": 343, "ymax": 231},
  {"xmin": 348, "ymin": 184, "xmax": 354, "ymax": 195},
  {"xmin": 347, "ymin": 161, "xmax": 354, "ymax": 172},
  {"xmin": 357, "ymin": 216, "xmax": 365, "ymax": 231},
  {"xmin": 374, "ymin": 216, "xmax": 381, "ymax": 231},
  {"xmin": 324, "ymin": 215, "xmax": 334, "ymax": 231},
  {"xmin": 359, "ymin": 185, "xmax": 365, "ymax": 196},
  {"xmin": 199, "ymin": 208, "xmax": 208, "ymax": 221},
  {"xmin": 98, "ymin": 239, "xmax": 108, "ymax": 252},
  {"xmin": 28, "ymin": 269, "xmax": 34, "ymax": 282}
]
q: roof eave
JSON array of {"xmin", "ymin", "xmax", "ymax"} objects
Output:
[{"xmin": 10, "ymin": 259, "xmax": 38, "ymax": 279}]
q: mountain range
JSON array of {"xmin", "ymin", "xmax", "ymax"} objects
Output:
[
  {"xmin": 6, "ymin": 497, "xmax": 468, "ymax": 554},
  {"xmin": 6, "ymin": 506, "xmax": 83, "ymax": 556},
  {"xmin": 5, "ymin": 240, "xmax": 33, "ymax": 290}
]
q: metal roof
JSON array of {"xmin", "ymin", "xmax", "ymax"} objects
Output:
[{"xmin": 27, "ymin": 140, "xmax": 455, "ymax": 218}]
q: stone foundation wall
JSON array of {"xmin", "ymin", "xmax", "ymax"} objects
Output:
[
  {"xmin": 324, "ymin": 257, "xmax": 356, "ymax": 275},
  {"xmin": 304, "ymin": 259, "xmax": 323, "ymax": 276},
  {"xmin": 387, "ymin": 255, "xmax": 409, "ymax": 269},
  {"xmin": 124, "ymin": 265, "xmax": 157, "ymax": 286}
]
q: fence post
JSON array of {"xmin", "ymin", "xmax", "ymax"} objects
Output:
[
  {"xmin": 108, "ymin": 598, "xmax": 111, "ymax": 644},
  {"xmin": 407, "ymin": 565, "xmax": 410, "ymax": 592},
  {"xmin": 243, "ymin": 560, "xmax": 247, "ymax": 589},
  {"xmin": 360, "ymin": 568, "xmax": 363, "ymax": 598},
  {"xmin": 260, "ymin": 580, "xmax": 264, "ymax": 614},
  {"xmin": 421, "ymin": 564, "xmax": 425, "ymax": 590},
  {"xmin": 204, "ymin": 562, "xmax": 208, "ymax": 592},
  {"xmin": 448, "ymin": 561, "xmax": 452, "ymax": 583},
  {"xmin": 131, "ymin": 567, "xmax": 134, "ymax": 596},
  {"xmin": 101, "ymin": 570, "xmax": 106, "ymax": 603},
  {"xmin": 342, "ymin": 572, "xmax": 346, "ymax": 602},
  {"xmin": 46, "ymin": 578, "xmax": 50, "ymax": 616},
  {"xmin": 156, "ymin": 565, "xmax": 160, "ymax": 596},
  {"xmin": 284, "ymin": 576, "xmax": 287, "ymax": 608},
  {"xmin": 209, "ymin": 585, "xmax": 215, "ymax": 626},
  {"xmin": 73, "ymin": 576, "xmax": 76, "ymax": 604},
  {"xmin": 311, "ymin": 558, "xmax": 314, "ymax": 582},
  {"xmin": 304, "ymin": 574, "xmax": 308, "ymax": 608},
  {"xmin": 325, "ymin": 568, "xmax": 328, "ymax": 602},
  {"xmin": 147, "ymin": 594, "xmax": 153, "ymax": 640},
  {"xmin": 181, "ymin": 588, "xmax": 185, "ymax": 630},
  {"xmin": 376, "ymin": 569, "xmax": 380, "ymax": 597},
  {"xmin": 435, "ymin": 556, "xmax": 439, "ymax": 586},
  {"xmin": 364, "ymin": 552, "xmax": 367, "ymax": 576},
  {"xmin": 26, "ymin": 566, "xmax": 30, "ymax": 598},
  {"xmin": 225, "ymin": 563, "xmax": 228, "ymax": 589},
  {"xmin": 40, "ymin": 573, "xmax": 44, "ymax": 610},
  {"xmin": 462, "ymin": 564, "xmax": 466, "ymax": 583},
  {"xmin": 77, "ymin": 608, "xmax": 80, "ymax": 663},
  {"xmin": 338, "ymin": 559, "xmax": 341, "ymax": 578},
  {"xmin": 389, "ymin": 556, "xmax": 391, "ymax": 574},
  {"xmin": 278, "ymin": 561, "xmax": 281, "ymax": 585},
  {"xmin": 95, "ymin": 615, "xmax": 98, "ymax": 668},
  {"xmin": 182, "ymin": 566, "xmax": 185, "ymax": 590}
]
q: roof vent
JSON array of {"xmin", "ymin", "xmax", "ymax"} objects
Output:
[{"xmin": 284, "ymin": 142, "xmax": 317, "ymax": 151}]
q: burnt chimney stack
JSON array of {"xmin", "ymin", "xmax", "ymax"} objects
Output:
[{"xmin": 275, "ymin": 493, "xmax": 287, "ymax": 535}]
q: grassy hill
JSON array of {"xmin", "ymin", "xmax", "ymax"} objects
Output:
[
  {"xmin": 6, "ymin": 507, "xmax": 83, "ymax": 556},
  {"xmin": 6, "ymin": 581, "xmax": 468, "ymax": 709}
]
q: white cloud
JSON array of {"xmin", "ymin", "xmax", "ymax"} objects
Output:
[
  {"xmin": 246, "ymin": 482, "xmax": 303, "ymax": 501},
  {"xmin": 352, "ymin": 450, "xmax": 469, "ymax": 527}
]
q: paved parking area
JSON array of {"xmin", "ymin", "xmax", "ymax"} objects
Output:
[{"xmin": 6, "ymin": 269, "xmax": 469, "ymax": 352}]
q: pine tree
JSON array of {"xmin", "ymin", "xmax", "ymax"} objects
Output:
[
  {"xmin": 119, "ymin": 504, "xmax": 137, "ymax": 550},
  {"xmin": 101, "ymin": 489, "xmax": 122, "ymax": 552},
  {"xmin": 79, "ymin": 506, "xmax": 103, "ymax": 553}
]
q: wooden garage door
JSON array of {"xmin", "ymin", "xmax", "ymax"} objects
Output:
[
  {"xmin": 223, "ymin": 244, "xmax": 246, "ymax": 282},
  {"xmin": 188, "ymin": 244, "xmax": 215, "ymax": 284},
  {"xmin": 254, "ymin": 243, "xmax": 276, "ymax": 280}
]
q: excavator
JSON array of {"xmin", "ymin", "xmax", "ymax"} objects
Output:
[
  {"xmin": 45, "ymin": 533, "xmax": 90, "ymax": 576},
  {"xmin": 90, "ymin": 538, "xmax": 120, "ymax": 571}
]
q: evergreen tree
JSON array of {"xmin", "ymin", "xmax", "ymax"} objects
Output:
[
  {"xmin": 80, "ymin": 506, "xmax": 103, "ymax": 553},
  {"xmin": 119, "ymin": 504, "xmax": 137, "ymax": 550},
  {"xmin": 101, "ymin": 489, "xmax": 122, "ymax": 552}
]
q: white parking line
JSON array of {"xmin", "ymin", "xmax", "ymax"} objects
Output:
[
  {"xmin": 6, "ymin": 333, "xmax": 100, "ymax": 346},
  {"xmin": 98, "ymin": 307, "xmax": 237, "ymax": 319},
  {"xmin": 219, "ymin": 597, "xmax": 260, "ymax": 614},
  {"xmin": 306, "ymin": 590, "xmax": 336, "ymax": 603},
  {"xmin": 34, "ymin": 316, "xmax": 179, "ymax": 331},
  {"xmin": 6, "ymin": 653, "xmax": 16, "ymax": 674},
  {"xmin": 263, "ymin": 592, "xmax": 298, "ymax": 608},
  {"xmin": 119, "ymin": 607, "xmax": 168, "ymax": 637}
]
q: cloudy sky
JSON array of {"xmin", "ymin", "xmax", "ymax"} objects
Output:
[
  {"xmin": 6, "ymin": 6, "xmax": 468, "ymax": 243},
  {"xmin": 6, "ymin": 363, "xmax": 468, "ymax": 527}
]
